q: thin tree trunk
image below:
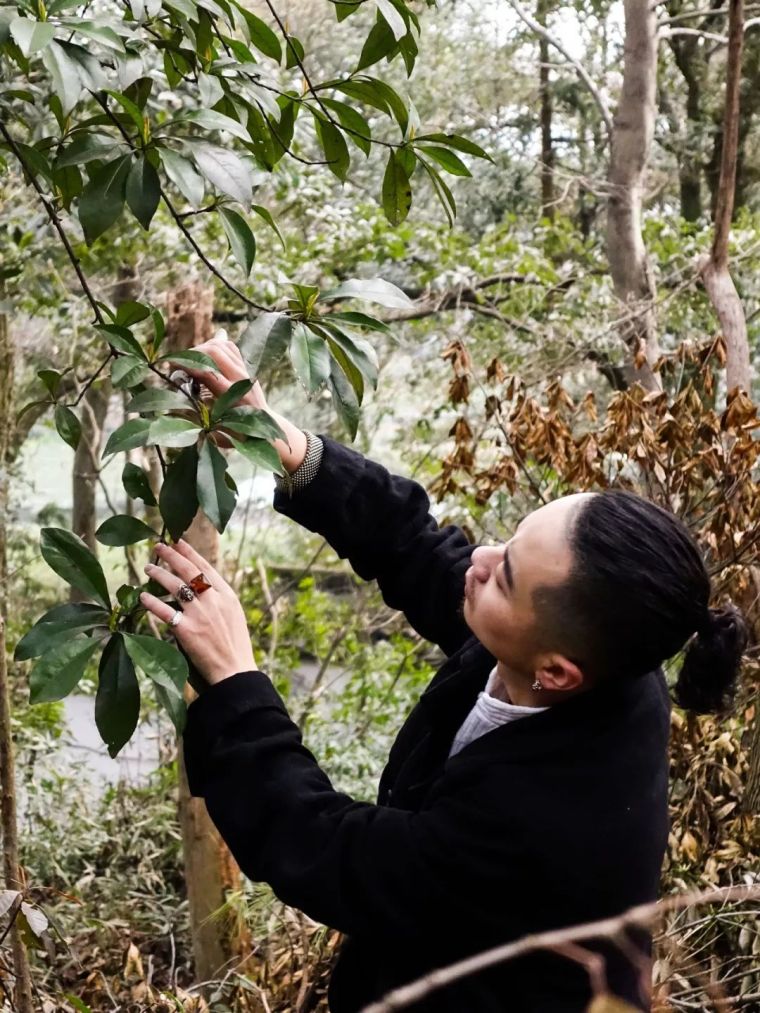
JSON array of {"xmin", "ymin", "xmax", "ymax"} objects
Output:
[
  {"xmin": 698, "ymin": 0, "xmax": 752, "ymax": 398},
  {"xmin": 0, "ymin": 283, "xmax": 35, "ymax": 1011},
  {"xmin": 537, "ymin": 0, "xmax": 554, "ymax": 220},
  {"xmin": 606, "ymin": 0, "xmax": 661, "ymax": 391},
  {"xmin": 164, "ymin": 283, "xmax": 251, "ymax": 984}
]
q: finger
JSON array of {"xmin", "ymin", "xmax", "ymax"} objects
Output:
[
  {"xmin": 139, "ymin": 590, "xmax": 184, "ymax": 628},
  {"xmin": 173, "ymin": 538, "xmax": 227, "ymax": 589},
  {"xmin": 153, "ymin": 542, "xmax": 219, "ymax": 588},
  {"xmin": 144, "ymin": 561, "xmax": 186, "ymax": 595}
]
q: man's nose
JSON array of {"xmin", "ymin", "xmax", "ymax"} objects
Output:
[{"xmin": 471, "ymin": 544, "xmax": 501, "ymax": 576}]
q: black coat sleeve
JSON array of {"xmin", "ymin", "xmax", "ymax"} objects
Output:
[
  {"xmin": 183, "ymin": 671, "xmax": 524, "ymax": 944},
  {"xmin": 273, "ymin": 435, "xmax": 475, "ymax": 657}
]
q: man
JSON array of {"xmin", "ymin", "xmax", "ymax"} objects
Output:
[{"xmin": 139, "ymin": 335, "xmax": 746, "ymax": 1012}]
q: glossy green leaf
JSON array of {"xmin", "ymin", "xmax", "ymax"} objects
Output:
[
  {"xmin": 115, "ymin": 301, "xmax": 151, "ymax": 327},
  {"xmin": 327, "ymin": 358, "xmax": 360, "ymax": 439},
  {"xmin": 228, "ymin": 435, "xmax": 283, "ymax": 474},
  {"xmin": 234, "ymin": 4, "xmax": 281, "ymax": 61},
  {"xmin": 78, "ymin": 155, "xmax": 131, "ymax": 245},
  {"xmin": 251, "ymin": 204, "xmax": 285, "ymax": 247},
  {"xmin": 126, "ymin": 155, "xmax": 161, "ymax": 230},
  {"xmin": 95, "ymin": 514, "xmax": 157, "ymax": 547},
  {"xmin": 191, "ymin": 142, "xmax": 253, "ymax": 206},
  {"xmin": 106, "ymin": 89, "xmax": 146, "ymax": 138},
  {"xmin": 382, "ymin": 149, "xmax": 412, "ymax": 226},
  {"xmin": 416, "ymin": 144, "xmax": 471, "ymax": 177},
  {"xmin": 313, "ymin": 115, "xmax": 350, "ymax": 181},
  {"xmin": 357, "ymin": 18, "xmax": 397, "ymax": 72},
  {"xmin": 148, "ymin": 416, "xmax": 201, "ymax": 448},
  {"xmin": 289, "ymin": 322, "xmax": 330, "ymax": 393},
  {"xmin": 15, "ymin": 604, "xmax": 109, "ymax": 662},
  {"xmin": 38, "ymin": 369, "xmax": 63, "ymax": 396},
  {"xmin": 284, "ymin": 34, "xmax": 304, "ymax": 70},
  {"xmin": 102, "ymin": 418, "xmax": 152, "ymax": 458},
  {"xmin": 210, "ymin": 378, "xmax": 253, "ymax": 423},
  {"xmin": 42, "ymin": 40, "xmax": 83, "ymax": 115},
  {"xmin": 322, "ymin": 276, "xmax": 413, "ymax": 309},
  {"xmin": 54, "ymin": 404, "xmax": 81, "ymax": 451},
  {"xmin": 58, "ymin": 19, "xmax": 126, "ymax": 53},
  {"xmin": 9, "ymin": 17, "xmax": 55, "ymax": 57},
  {"xmin": 122, "ymin": 462, "xmax": 157, "ymax": 506},
  {"xmin": 322, "ymin": 311, "xmax": 390, "ymax": 333},
  {"xmin": 157, "ymin": 349, "xmax": 221, "ymax": 373},
  {"xmin": 159, "ymin": 444, "xmax": 199, "ymax": 541},
  {"xmin": 122, "ymin": 633, "xmax": 187, "ymax": 734},
  {"xmin": 239, "ymin": 312, "xmax": 292, "ymax": 375},
  {"xmin": 96, "ymin": 634, "xmax": 140, "ymax": 757},
  {"xmin": 111, "ymin": 355, "xmax": 150, "ymax": 389},
  {"xmin": 97, "ymin": 323, "xmax": 145, "ymax": 358},
  {"xmin": 319, "ymin": 322, "xmax": 379, "ymax": 389},
  {"xmin": 320, "ymin": 99, "xmax": 371, "ymax": 156},
  {"xmin": 218, "ymin": 406, "xmax": 285, "ymax": 442},
  {"xmin": 181, "ymin": 108, "xmax": 250, "ymax": 141},
  {"xmin": 29, "ymin": 634, "xmax": 103, "ymax": 704},
  {"xmin": 40, "ymin": 527, "xmax": 111, "ymax": 609},
  {"xmin": 159, "ymin": 147, "xmax": 205, "ymax": 209},
  {"xmin": 197, "ymin": 438, "xmax": 237, "ymax": 532},
  {"xmin": 125, "ymin": 388, "xmax": 192, "ymax": 413},
  {"xmin": 415, "ymin": 131, "xmax": 493, "ymax": 162},
  {"xmin": 55, "ymin": 134, "xmax": 119, "ymax": 169},
  {"xmin": 219, "ymin": 207, "xmax": 256, "ymax": 276}
]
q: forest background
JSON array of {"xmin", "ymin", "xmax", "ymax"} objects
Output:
[{"xmin": 0, "ymin": 0, "xmax": 758, "ymax": 1010}]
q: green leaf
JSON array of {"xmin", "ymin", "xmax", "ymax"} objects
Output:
[
  {"xmin": 29, "ymin": 634, "xmax": 103, "ymax": 704},
  {"xmin": 9, "ymin": 17, "xmax": 55, "ymax": 57},
  {"xmin": 210, "ymin": 378, "xmax": 253, "ymax": 424},
  {"xmin": 96, "ymin": 634, "xmax": 140, "ymax": 757},
  {"xmin": 416, "ymin": 144, "xmax": 471, "ymax": 177},
  {"xmin": 58, "ymin": 19, "xmax": 126, "ymax": 53},
  {"xmin": 15, "ymin": 604, "xmax": 108, "ymax": 662},
  {"xmin": 190, "ymin": 143, "xmax": 253, "ymax": 206},
  {"xmin": 376, "ymin": 0, "xmax": 408, "ymax": 39},
  {"xmin": 197, "ymin": 439, "xmax": 237, "ymax": 532},
  {"xmin": 64, "ymin": 40, "xmax": 106, "ymax": 91},
  {"xmin": 284, "ymin": 34, "xmax": 304, "ymax": 69},
  {"xmin": 342, "ymin": 75, "xmax": 408, "ymax": 132},
  {"xmin": 319, "ymin": 322, "xmax": 379, "ymax": 390},
  {"xmin": 322, "ymin": 311, "xmax": 390, "ymax": 333},
  {"xmin": 418, "ymin": 155, "xmax": 456, "ymax": 227},
  {"xmin": 95, "ymin": 514, "xmax": 157, "ymax": 547},
  {"xmin": 218, "ymin": 207, "xmax": 256, "ymax": 276},
  {"xmin": 40, "ymin": 527, "xmax": 111, "ymax": 609},
  {"xmin": 54, "ymin": 404, "xmax": 81, "ymax": 451},
  {"xmin": 228, "ymin": 435, "xmax": 283, "ymax": 474},
  {"xmin": 239, "ymin": 312, "xmax": 292, "ymax": 375},
  {"xmin": 415, "ymin": 131, "xmax": 493, "ymax": 162},
  {"xmin": 126, "ymin": 155, "xmax": 161, "ymax": 230},
  {"xmin": 159, "ymin": 147, "xmax": 205, "ymax": 209},
  {"xmin": 115, "ymin": 301, "xmax": 151, "ymax": 327},
  {"xmin": 313, "ymin": 115, "xmax": 350, "ymax": 181},
  {"xmin": 234, "ymin": 4, "xmax": 281, "ymax": 61},
  {"xmin": 148, "ymin": 417, "xmax": 201, "ymax": 448},
  {"xmin": 251, "ymin": 204, "xmax": 285, "ymax": 247},
  {"xmin": 97, "ymin": 324, "xmax": 145, "ymax": 359},
  {"xmin": 111, "ymin": 355, "xmax": 150, "ymax": 389},
  {"xmin": 55, "ymin": 134, "xmax": 120, "ymax": 169},
  {"xmin": 357, "ymin": 18, "xmax": 397, "ymax": 72},
  {"xmin": 38, "ymin": 369, "xmax": 63, "ymax": 396},
  {"xmin": 122, "ymin": 462, "xmax": 157, "ymax": 506},
  {"xmin": 42, "ymin": 40, "xmax": 83, "ymax": 115},
  {"xmin": 153, "ymin": 679, "xmax": 187, "ymax": 734},
  {"xmin": 122, "ymin": 633, "xmax": 187, "ymax": 734},
  {"xmin": 382, "ymin": 149, "xmax": 412, "ymax": 226},
  {"xmin": 327, "ymin": 358, "xmax": 360, "ymax": 440},
  {"xmin": 102, "ymin": 417, "xmax": 152, "ymax": 457},
  {"xmin": 106, "ymin": 89, "xmax": 147, "ymax": 139},
  {"xmin": 320, "ymin": 99, "xmax": 371, "ymax": 156},
  {"xmin": 159, "ymin": 445, "xmax": 199, "ymax": 541},
  {"xmin": 78, "ymin": 155, "xmax": 131, "ymax": 245},
  {"xmin": 322, "ymin": 276, "xmax": 413, "ymax": 309},
  {"xmin": 180, "ymin": 108, "xmax": 250, "ymax": 141},
  {"xmin": 289, "ymin": 322, "xmax": 330, "ymax": 393},
  {"xmin": 157, "ymin": 349, "xmax": 221, "ymax": 373},
  {"xmin": 125, "ymin": 388, "xmax": 192, "ymax": 413},
  {"xmin": 218, "ymin": 406, "xmax": 285, "ymax": 443}
]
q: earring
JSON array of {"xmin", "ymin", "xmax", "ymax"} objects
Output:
[{"xmin": 531, "ymin": 679, "xmax": 543, "ymax": 692}]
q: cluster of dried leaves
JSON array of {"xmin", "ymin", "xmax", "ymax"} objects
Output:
[{"xmin": 433, "ymin": 336, "xmax": 759, "ymax": 1009}]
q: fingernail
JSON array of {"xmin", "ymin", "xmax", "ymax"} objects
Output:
[{"xmin": 144, "ymin": 564, "xmax": 153, "ymax": 573}]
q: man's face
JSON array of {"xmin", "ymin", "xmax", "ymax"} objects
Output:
[{"xmin": 461, "ymin": 494, "xmax": 594, "ymax": 679}]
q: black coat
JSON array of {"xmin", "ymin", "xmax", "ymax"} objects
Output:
[{"xmin": 183, "ymin": 435, "xmax": 671, "ymax": 1012}]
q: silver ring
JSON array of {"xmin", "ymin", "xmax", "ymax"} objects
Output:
[
  {"xmin": 169, "ymin": 609, "xmax": 183, "ymax": 627},
  {"xmin": 177, "ymin": 583, "xmax": 196, "ymax": 602}
]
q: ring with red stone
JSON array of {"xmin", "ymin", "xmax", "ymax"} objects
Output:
[{"xmin": 188, "ymin": 572, "xmax": 212, "ymax": 595}]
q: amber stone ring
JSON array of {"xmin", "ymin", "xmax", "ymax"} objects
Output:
[{"xmin": 188, "ymin": 572, "xmax": 212, "ymax": 594}]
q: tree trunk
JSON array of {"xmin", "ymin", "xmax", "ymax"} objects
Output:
[
  {"xmin": 164, "ymin": 283, "xmax": 250, "ymax": 985},
  {"xmin": 537, "ymin": 0, "xmax": 554, "ymax": 220},
  {"xmin": 606, "ymin": 0, "xmax": 661, "ymax": 391},
  {"xmin": 698, "ymin": 0, "xmax": 752, "ymax": 398},
  {"xmin": 0, "ymin": 283, "xmax": 35, "ymax": 1011}
]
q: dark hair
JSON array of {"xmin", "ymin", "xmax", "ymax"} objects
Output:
[{"xmin": 532, "ymin": 490, "xmax": 749, "ymax": 714}]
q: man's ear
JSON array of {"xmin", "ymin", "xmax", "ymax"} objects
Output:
[{"xmin": 534, "ymin": 654, "xmax": 585, "ymax": 693}]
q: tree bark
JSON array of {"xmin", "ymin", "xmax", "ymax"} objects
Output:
[
  {"xmin": 0, "ymin": 283, "xmax": 35, "ymax": 1011},
  {"xmin": 698, "ymin": 0, "xmax": 752, "ymax": 398},
  {"xmin": 164, "ymin": 282, "xmax": 250, "ymax": 985},
  {"xmin": 537, "ymin": 0, "xmax": 554, "ymax": 220},
  {"xmin": 606, "ymin": 0, "xmax": 661, "ymax": 391}
]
